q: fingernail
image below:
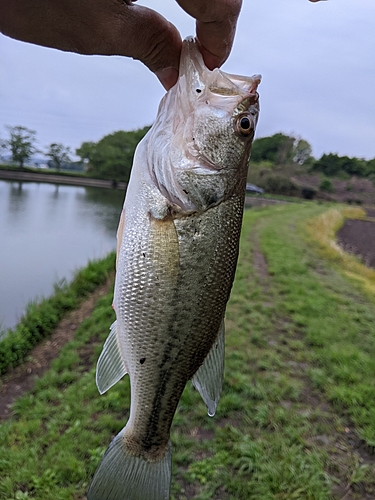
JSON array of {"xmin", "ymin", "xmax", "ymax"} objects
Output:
[{"xmin": 155, "ymin": 67, "xmax": 179, "ymax": 91}]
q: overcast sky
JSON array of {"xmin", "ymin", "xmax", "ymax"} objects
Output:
[{"xmin": 1, "ymin": 0, "xmax": 374, "ymax": 161}]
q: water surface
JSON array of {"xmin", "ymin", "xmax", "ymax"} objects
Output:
[{"xmin": 0, "ymin": 180, "xmax": 124, "ymax": 332}]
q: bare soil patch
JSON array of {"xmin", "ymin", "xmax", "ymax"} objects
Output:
[
  {"xmin": 337, "ymin": 207, "xmax": 375, "ymax": 270},
  {"xmin": 0, "ymin": 277, "xmax": 113, "ymax": 420}
]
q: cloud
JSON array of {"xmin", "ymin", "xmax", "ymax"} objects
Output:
[{"xmin": 0, "ymin": 0, "xmax": 374, "ymax": 159}]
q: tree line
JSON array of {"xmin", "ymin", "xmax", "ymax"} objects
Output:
[
  {"xmin": 1, "ymin": 125, "xmax": 374, "ymax": 183},
  {"xmin": 0, "ymin": 125, "xmax": 151, "ymax": 182},
  {"xmin": 0, "ymin": 126, "xmax": 72, "ymax": 170},
  {"xmin": 251, "ymin": 132, "xmax": 375, "ymax": 179}
]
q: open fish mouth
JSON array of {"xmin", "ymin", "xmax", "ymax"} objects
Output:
[{"xmin": 179, "ymin": 36, "xmax": 261, "ymax": 99}]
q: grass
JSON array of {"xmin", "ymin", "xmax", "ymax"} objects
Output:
[
  {"xmin": 1, "ymin": 202, "xmax": 375, "ymax": 499},
  {"xmin": 306, "ymin": 206, "xmax": 375, "ymax": 295}
]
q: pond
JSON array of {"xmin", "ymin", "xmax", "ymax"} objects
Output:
[{"xmin": 0, "ymin": 180, "xmax": 124, "ymax": 333}]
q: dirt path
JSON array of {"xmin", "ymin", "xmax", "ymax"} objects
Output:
[{"xmin": 0, "ymin": 277, "xmax": 113, "ymax": 420}]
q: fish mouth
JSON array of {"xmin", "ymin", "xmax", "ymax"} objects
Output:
[{"xmin": 179, "ymin": 37, "xmax": 261, "ymax": 100}]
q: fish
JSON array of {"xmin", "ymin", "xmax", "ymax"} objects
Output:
[{"xmin": 88, "ymin": 37, "xmax": 260, "ymax": 500}]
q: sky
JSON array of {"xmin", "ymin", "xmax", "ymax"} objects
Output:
[{"xmin": 1, "ymin": 0, "xmax": 374, "ymax": 161}]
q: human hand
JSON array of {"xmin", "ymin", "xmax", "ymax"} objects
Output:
[
  {"xmin": 0, "ymin": 0, "xmax": 242, "ymax": 90},
  {"xmin": 0, "ymin": 0, "xmax": 325, "ymax": 90}
]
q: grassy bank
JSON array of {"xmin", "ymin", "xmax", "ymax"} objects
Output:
[
  {"xmin": 0, "ymin": 253, "xmax": 115, "ymax": 376},
  {"xmin": 1, "ymin": 203, "xmax": 375, "ymax": 499}
]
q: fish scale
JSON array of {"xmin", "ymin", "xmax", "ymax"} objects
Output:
[{"xmin": 88, "ymin": 37, "xmax": 260, "ymax": 500}]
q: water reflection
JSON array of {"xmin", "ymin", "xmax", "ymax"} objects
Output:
[
  {"xmin": 0, "ymin": 180, "xmax": 124, "ymax": 332},
  {"xmin": 7, "ymin": 182, "xmax": 29, "ymax": 223},
  {"xmin": 75, "ymin": 187, "xmax": 125, "ymax": 235}
]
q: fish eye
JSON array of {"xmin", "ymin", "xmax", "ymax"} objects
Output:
[
  {"xmin": 240, "ymin": 117, "xmax": 251, "ymax": 129},
  {"xmin": 235, "ymin": 114, "xmax": 254, "ymax": 137}
]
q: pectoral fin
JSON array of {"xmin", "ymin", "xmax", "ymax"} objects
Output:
[
  {"xmin": 192, "ymin": 319, "xmax": 225, "ymax": 417},
  {"xmin": 96, "ymin": 321, "xmax": 128, "ymax": 395}
]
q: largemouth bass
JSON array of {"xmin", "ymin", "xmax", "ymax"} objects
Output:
[{"xmin": 88, "ymin": 37, "xmax": 260, "ymax": 500}]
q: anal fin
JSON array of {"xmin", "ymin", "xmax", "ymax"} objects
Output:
[
  {"xmin": 96, "ymin": 321, "xmax": 127, "ymax": 395},
  {"xmin": 192, "ymin": 319, "xmax": 225, "ymax": 417}
]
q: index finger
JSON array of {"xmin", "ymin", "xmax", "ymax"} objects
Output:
[{"xmin": 176, "ymin": 0, "xmax": 242, "ymax": 69}]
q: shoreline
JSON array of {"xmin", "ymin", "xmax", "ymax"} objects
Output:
[{"xmin": 0, "ymin": 169, "xmax": 127, "ymax": 190}]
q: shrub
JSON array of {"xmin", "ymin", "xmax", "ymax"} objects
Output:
[
  {"xmin": 346, "ymin": 198, "xmax": 363, "ymax": 205},
  {"xmin": 263, "ymin": 175, "xmax": 298, "ymax": 196},
  {"xmin": 301, "ymin": 187, "xmax": 317, "ymax": 200},
  {"xmin": 319, "ymin": 179, "xmax": 334, "ymax": 193}
]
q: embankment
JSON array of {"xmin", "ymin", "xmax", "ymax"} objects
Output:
[
  {"xmin": 0, "ymin": 169, "xmax": 127, "ymax": 190},
  {"xmin": 0, "ymin": 253, "xmax": 115, "ymax": 376}
]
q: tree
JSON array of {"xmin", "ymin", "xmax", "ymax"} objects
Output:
[
  {"xmin": 312, "ymin": 154, "xmax": 341, "ymax": 176},
  {"xmin": 294, "ymin": 138, "xmax": 313, "ymax": 165},
  {"xmin": 76, "ymin": 141, "xmax": 96, "ymax": 164},
  {"xmin": 0, "ymin": 138, "xmax": 7, "ymax": 161},
  {"xmin": 312, "ymin": 153, "xmax": 367, "ymax": 177},
  {"xmin": 46, "ymin": 143, "xmax": 71, "ymax": 171},
  {"xmin": 340, "ymin": 156, "xmax": 366, "ymax": 177},
  {"xmin": 365, "ymin": 158, "xmax": 375, "ymax": 177},
  {"xmin": 5, "ymin": 125, "xmax": 37, "ymax": 168},
  {"xmin": 76, "ymin": 126, "xmax": 151, "ymax": 182},
  {"xmin": 251, "ymin": 133, "xmax": 314, "ymax": 167},
  {"xmin": 251, "ymin": 133, "xmax": 295, "ymax": 165}
]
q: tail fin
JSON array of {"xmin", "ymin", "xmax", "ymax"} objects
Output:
[{"xmin": 87, "ymin": 429, "xmax": 172, "ymax": 500}]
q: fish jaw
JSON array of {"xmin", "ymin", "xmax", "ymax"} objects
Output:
[{"xmin": 178, "ymin": 36, "xmax": 261, "ymax": 101}]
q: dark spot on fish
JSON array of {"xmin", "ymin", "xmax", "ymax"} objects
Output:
[
  {"xmin": 142, "ymin": 252, "xmax": 146, "ymax": 258},
  {"xmin": 196, "ymin": 88, "xmax": 202, "ymax": 93},
  {"xmin": 182, "ymin": 189, "xmax": 189, "ymax": 195},
  {"xmin": 140, "ymin": 358, "xmax": 146, "ymax": 364}
]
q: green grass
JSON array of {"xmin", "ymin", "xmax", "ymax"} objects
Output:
[{"xmin": 1, "ymin": 203, "xmax": 375, "ymax": 499}]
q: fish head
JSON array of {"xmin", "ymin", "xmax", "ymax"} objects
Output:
[
  {"xmin": 177, "ymin": 37, "xmax": 260, "ymax": 171},
  {"xmin": 147, "ymin": 38, "xmax": 261, "ymax": 214},
  {"xmin": 171, "ymin": 38, "xmax": 261, "ymax": 212}
]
